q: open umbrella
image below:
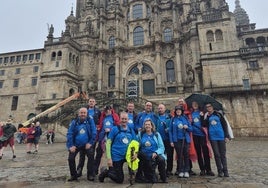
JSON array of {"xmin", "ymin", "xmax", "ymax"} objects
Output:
[{"xmin": 185, "ymin": 93, "xmax": 223, "ymax": 111}]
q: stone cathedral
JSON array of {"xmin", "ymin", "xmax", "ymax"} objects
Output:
[{"xmin": 0, "ymin": 0, "xmax": 267, "ymax": 136}]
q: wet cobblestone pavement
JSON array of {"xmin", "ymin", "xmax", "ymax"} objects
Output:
[{"xmin": 0, "ymin": 137, "xmax": 267, "ymax": 188}]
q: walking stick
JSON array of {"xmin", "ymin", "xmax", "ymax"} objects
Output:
[{"xmin": 129, "ymin": 147, "xmax": 135, "ymax": 185}]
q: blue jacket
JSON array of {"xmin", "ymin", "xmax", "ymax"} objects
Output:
[
  {"xmin": 191, "ymin": 111, "xmax": 205, "ymax": 137},
  {"xmin": 138, "ymin": 131, "xmax": 166, "ymax": 160},
  {"xmin": 169, "ymin": 115, "xmax": 192, "ymax": 143},
  {"xmin": 134, "ymin": 112, "xmax": 159, "ymax": 132},
  {"xmin": 66, "ymin": 116, "xmax": 96, "ymax": 149},
  {"xmin": 98, "ymin": 115, "xmax": 116, "ymax": 142},
  {"xmin": 108, "ymin": 126, "xmax": 137, "ymax": 161},
  {"xmin": 156, "ymin": 113, "xmax": 171, "ymax": 141},
  {"xmin": 202, "ymin": 111, "xmax": 229, "ymax": 141}
]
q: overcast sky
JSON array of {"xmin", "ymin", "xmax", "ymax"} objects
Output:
[{"xmin": 0, "ymin": 0, "xmax": 267, "ymax": 53}]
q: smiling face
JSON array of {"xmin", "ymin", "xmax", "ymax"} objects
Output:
[
  {"xmin": 120, "ymin": 112, "xmax": 129, "ymax": 127},
  {"xmin": 143, "ymin": 119, "xmax": 154, "ymax": 133},
  {"xmin": 79, "ymin": 107, "xmax": 88, "ymax": 121},
  {"xmin": 145, "ymin": 102, "xmax": 153, "ymax": 113},
  {"xmin": 88, "ymin": 98, "xmax": 96, "ymax": 108}
]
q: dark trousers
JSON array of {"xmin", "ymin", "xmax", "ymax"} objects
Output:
[
  {"xmin": 136, "ymin": 152, "xmax": 166, "ymax": 183},
  {"xmin": 77, "ymin": 142, "xmax": 103, "ymax": 175},
  {"xmin": 164, "ymin": 140, "xmax": 174, "ymax": 173},
  {"xmin": 68, "ymin": 146, "xmax": 95, "ymax": 178},
  {"xmin": 210, "ymin": 140, "xmax": 228, "ymax": 173},
  {"xmin": 193, "ymin": 135, "xmax": 212, "ymax": 172},
  {"xmin": 174, "ymin": 140, "xmax": 190, "ymax": 173},
  {"xmin": 108, "ymin": 159, "xmax": 125, "ymax": 183}
]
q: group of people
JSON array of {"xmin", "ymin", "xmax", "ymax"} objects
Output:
[{"xmin": 66, "ymin": 97, "xmax": 231, "ymax": 184}]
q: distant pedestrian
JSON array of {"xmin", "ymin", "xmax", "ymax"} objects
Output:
[
  {"xmin": 66, "ymin": 107, "xmax": 96, "ymax": 182},
  {"xmin": 26, "ymin": 123, "xmax": 36, "ymax": 154},
  {"xmin": 0, "ymin": 119, "xmax": 17, "ymax": 159},
  {"xmin": 201, "ymin": 103, "xmax": 230, "ymax": 177},
  {"xmin": 33, "ymin": 121, "xmax": 42, "ymax": 153}
]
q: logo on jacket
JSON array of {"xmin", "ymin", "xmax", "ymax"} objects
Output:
[
  {"xmin": 178, "ymin": 123, "xmax": 183, "ymax": 129},
  {"xmin": 128, "ymin": 119, "xmax": 133, "ymax": 124},
  {"xmin": 122, "ymin": 137, "xmax": 129, "ymax": 144},
  {"xmin": 79, "ymin": 128, "xmax": 86, "ymax": 134},
  {"xmin": 145, "ymin": 141, "xmax": 151, "ymax": 147},
  {"xmin": 211, "ymin": 120, "xmax": 217, "ymax": 126},
  {"xmin": 194, "ymin": 117, "xmax": 199, "ymax": 123}
]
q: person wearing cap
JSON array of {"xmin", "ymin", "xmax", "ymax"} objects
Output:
[
  {"xmin": 94, "ymin": 105, "xmax": 119, "ymax": 177},
  {"xmin": 66, "ymin": 107, "xmax": 96, "ymax": 182},
  {"xmin": 201, "ymin": 103, "xmax": 230, "ymax": 177},
  {"xmin": 169, "ymin": 105, "xmax": 192, "ymax": 178},
  {"xmin": 0, "ymin": 119, "xmax": 17, "ymax": 159}
]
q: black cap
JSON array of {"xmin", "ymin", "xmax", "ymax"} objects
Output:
[
  {"xmin": 175, "ymin": 105, "xmax": 184, "ymax": 112},
  {"xmin": 104, "ymin": 105, "xmax": 112, "ymax": 111}
]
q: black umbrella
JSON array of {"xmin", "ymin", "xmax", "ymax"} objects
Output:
[{"xmin": 185, "ymin": 93, "xmax": 223, "ymax": 111}]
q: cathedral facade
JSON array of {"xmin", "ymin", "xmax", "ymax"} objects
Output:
[{"xmin": 0, "ymin": 0, "xmax": 267, "ymax": 136}]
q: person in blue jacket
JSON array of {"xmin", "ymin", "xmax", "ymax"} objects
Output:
[
  {"xmin": 169, "ymin": 105, "xmax": 192, "ymax": 178},
  {"xmin": 156, "ymin": 104, "xmax": 174, "ymax": 177},
  {"xmin": 98, "ymin": 112, "xmax": 137, "ymax": 183},
  {"xmin": 135, "ymin": 119, "xmax": 167, "ymax": 183},
  {"xmin": 201, "ymin": 103, "xmax": 230, "ymax": 177},
  {"xmin": 134, "ymin": 102, "xmax": 158, "ymax": 133},
  {"xmin": 191, "ymin": 101, "xmax": 214, "ymax": 176},
  {"xmin": 66, "ymin": 107, "xmax": 96, "ymax": 182}
]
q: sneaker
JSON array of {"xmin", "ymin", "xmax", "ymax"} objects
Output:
[
  {"xmin": 178, "ymin": 172, "xmax": 184, "ymax": 178},
  {"xmin": 26, "ymin": 151, "xmax": 31, "ymax": 154},
  {"xmin": 184, "ymin": 172, "xmax": 189, "ymax": 178},
  {"xmin": 174, "ymin": 171, "xmax": 179, "ymax": 176},
  {"xmin": 206, "ymin": 170, "xmax": 215, "ymax": 176},
  {"xmin": 166, "ymin": 171, "xmax": 173, "ymax": 177},
  {"xmin": 13, "ymin": 155, "xmax": 16, "ymax": 159}
]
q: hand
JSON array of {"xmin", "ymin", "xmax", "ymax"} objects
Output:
[
  {"xmin": 69, "ymin": 146, "xmax": 76, "ymax": 153},
  {"xmin": 85, "ymin": 143, "xmax": 92, "ymax": 149},
  {"xmin": 225, "ymin": 138, "xmax": 230, "ymax": 143},
  {"xmin": 131, "ymin": 153, "xmax": 138, "ymax": 161},
  {"xmin": 105, "ymin": 128, "xmax": 110, "ymax": 132},
  {"xmin": 200, "ymin": 112, "xmax": 204, "ymax": 116},
  {"xmin": 170, "ymin": 143, "xmax": 174, "ymax": 147},
  {"xmin": 152, "ymin": 152, "xmax": 157, "ymax": 159},
  {"xmin": 183, "ymin": 125, "xmax": 188, "ymax": 129},
  {"xmin": 107, "ymin": 158, "xmax": 113, "ymax": 167}
]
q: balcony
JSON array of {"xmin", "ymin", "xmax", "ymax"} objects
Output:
[{"xmin": 239, "ymin": 46, "xmax": 268, "ymax": 58}]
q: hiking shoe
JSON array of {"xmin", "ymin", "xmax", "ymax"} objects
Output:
[
  {"xmin": 26, "ymin": 151, "xmax": 31, "ymax": 154},
  {"xmin": 67, "ymin": 176, "xmax": 78, "ymax": 182},
  {"xmin": 200, "ymin": 170, "xmax": 206, "ymax": 176},
  {"xmin": 87, "ymin": 175, "xmax": 94, "ymax": 181},
  {"xmin": 224, "ymin": 171, "xmax": 229, "ymax": 177},
  {"xmin": 178, "ymin": 172, "xmax": 184, "ymax": 178},
  {"xmin": 184, "ymin": 172, "xmax": 189, "ymax": 178},
  {"xmin": 218, "ymin": 172, "xmax": 224, "ymax": 177},
  {"xmin": 34, "ymin": 150, "xmax": 38, "ymax": 154},
  {"xmin": 98, "ymin": 169, "xmax": 108, "ymax": 182},
  {"xmin": 189, "ymin": 170, "xmax": 196, "ymax": 176},
  {"xmin": 13, "ymin": 155, "xmax": 16, "ymax": 159},
  {"xmin": 166, "ymin": 171, "xmax": 173, "ymax": 177},
  {"xmin": 206, "ymin": 170, "xmax": 215, "ymax": 176}
]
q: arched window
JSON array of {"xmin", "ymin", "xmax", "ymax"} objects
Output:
[
  {"xmin": 256, "ymin": 36, "xmax": 266, "ymax": 46},
  {"xmin": 166, "ymin": 60, "xmax": 175, "ymax": 82},
  {"xmin": 51, "ymin": 52, "xmax": 56, "ymax": 61},
  {"xmin": 133, "ymin": 26, "xmax": 144, "ymax": 46},
  {"xmin": 164, "ymin": 28, "xmax": 172, "ymax": 42},
  {"xmin": 129, "ymin": 65, "xmax": 139, "ymax": 75},
  {"xmin": 108, "ymin": 66, "xmax": 115, "ymax": 87},
  {"xmin": 109, "ymin": 36, "xmax": 115, "ymax": 49},
  {"xmin": 57, "ymin": 51, "xmax": 62, "ymax": 60},
  {"xmin": 133, "ymin": 4, "xmax": 143, "ymax": 19},
  {"xmin": 142, "ymin": 64, "xmax": 153, "ymax": 74},
  {"xmin": 245, "ymin": 38, "xmax": 256, "ymax": 47},
  {"xmin": 206, "ymin": 30, "xmax": 214, "ymax": 42},
  {"xmin": 215, "ymin": 29, "xmax": 223, "ymax": 41}
]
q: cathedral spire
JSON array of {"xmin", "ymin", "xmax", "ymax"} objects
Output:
[{"xmin": 233, "ymin": 0, "xmax": 250, "ymax": 26}]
